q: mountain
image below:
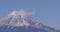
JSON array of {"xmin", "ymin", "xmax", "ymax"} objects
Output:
[{"xmin": 0, "ymin": 10, "xmax": 60, "ymax": 32}]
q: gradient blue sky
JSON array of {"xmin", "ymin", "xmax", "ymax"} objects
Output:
[{"xmin": 0, "ymin": 0, "xmax": 60, "ymax": 30}]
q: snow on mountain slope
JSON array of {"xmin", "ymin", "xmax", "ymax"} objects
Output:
[
  {"xmin": 0, "ymin": 10, "xmax": 39, "ymax": 27},
  {"xmin": 0, "ymin": 10, "xmax": 60, "ymax": 32}
]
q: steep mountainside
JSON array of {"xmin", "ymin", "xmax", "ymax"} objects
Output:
[{"xmin": 0, "ymin": 10, "xmax": 60, "ymax": 32}]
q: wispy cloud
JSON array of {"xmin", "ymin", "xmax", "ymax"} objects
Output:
[{"xmin": 10, "ymin": 9, "xmax": 36, "ymax": 17}]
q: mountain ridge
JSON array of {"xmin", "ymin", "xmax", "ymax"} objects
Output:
[{"xmin": 0, "ymin": 10, "xmax": 60, "ymax": 32}]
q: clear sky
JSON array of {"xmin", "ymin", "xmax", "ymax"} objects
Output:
[{"xmin": 0, "ymin": 0, "xmax": 60, "ymax": 30}]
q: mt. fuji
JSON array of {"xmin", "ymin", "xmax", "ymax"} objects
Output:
[{"xmin": 0, "ymin": 10, "xmax": 60, "ymax": 32}]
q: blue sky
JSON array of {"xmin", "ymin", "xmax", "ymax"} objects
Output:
[{"xmin": 0, "ymin": 0, "xmax": 60, "ymax": 30}]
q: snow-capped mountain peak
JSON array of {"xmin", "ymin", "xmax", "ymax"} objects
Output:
[
  {"xmin": 0, "ymin": 10, "xmax": 60, "ymax": 32},
  {"xmin": 0, "ymin": 10, "xmax": 39, "ymax": 27}
]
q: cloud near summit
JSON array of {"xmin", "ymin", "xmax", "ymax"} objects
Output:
[{"xmin": 10, "ymin": 9, "xmax": 36, "ymax": 17}]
